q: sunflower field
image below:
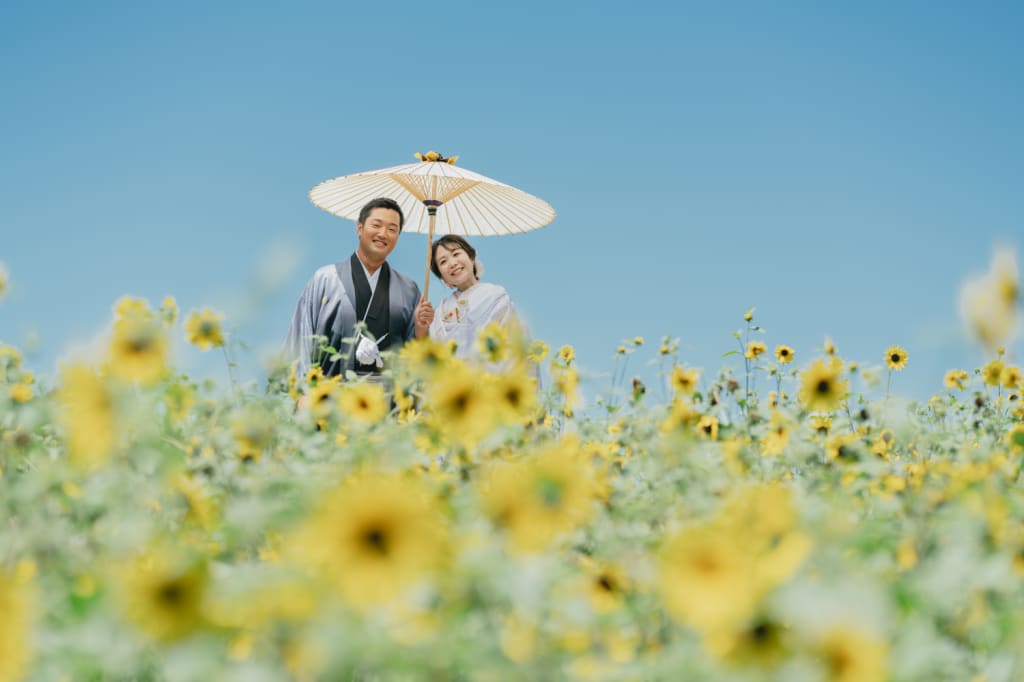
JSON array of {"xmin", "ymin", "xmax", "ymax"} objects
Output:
[{"xmin": 1, "ymin": 253, "xmax": 1023, "ymax": 682}]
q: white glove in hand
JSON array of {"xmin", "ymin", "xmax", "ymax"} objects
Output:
[{"xmin": 355, "ymin": 334, "xmax": 385, "ymax": 368}]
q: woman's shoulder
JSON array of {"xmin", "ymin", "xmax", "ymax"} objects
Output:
[{"xmin": 474, "ymin": 281, "xmax": 509, "ymax": 297}]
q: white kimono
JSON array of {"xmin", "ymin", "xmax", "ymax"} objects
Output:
[{"xmin": 428, "ymin": 282, "xmax": 516, "ymax": 360}]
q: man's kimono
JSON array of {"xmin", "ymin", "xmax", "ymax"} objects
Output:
[{"xmin": 283, "ymin": 254, "xmax": 420, "ymax": 377}]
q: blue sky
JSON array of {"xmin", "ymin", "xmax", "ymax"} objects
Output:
[{"xmin": 2, "ymin": 1, "xmax": 1021, "ymax": 401}]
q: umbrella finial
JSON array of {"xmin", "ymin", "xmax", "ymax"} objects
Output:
[{"xmin": 414, "ymin": 150, "xmax": 457, "ymax": 164}]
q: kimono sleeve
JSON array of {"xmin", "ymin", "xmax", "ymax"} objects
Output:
[{"xmin": 282, "ymin": 274, "xmax": 324, "ymax": 377}]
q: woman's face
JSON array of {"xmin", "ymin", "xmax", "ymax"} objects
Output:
[{"xmin": 434, "ymin": 243, "xmax": 477, "ymax": 291}]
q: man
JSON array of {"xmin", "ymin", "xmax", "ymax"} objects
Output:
[{"xmin": 283, "ymin": 197, "xmax": 434, "ymax": 378}]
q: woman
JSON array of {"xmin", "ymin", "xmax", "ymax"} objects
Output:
[{"xmin": 427, "ymin": 235, "xmax": 519, "ymax": 359}]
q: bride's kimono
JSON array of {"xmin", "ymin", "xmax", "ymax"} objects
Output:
[{"xmin": 427, "ymin": 282, "xmax": 517, "ymax": 360}]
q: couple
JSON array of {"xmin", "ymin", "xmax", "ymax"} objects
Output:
[{"xmin": 283, "ymin": 197, "xmax": 518, "ymax": 377}]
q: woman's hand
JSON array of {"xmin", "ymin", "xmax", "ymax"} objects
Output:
[{"xmin": 414, "ymin": 296, "xmax": 434, "ymax": 339}]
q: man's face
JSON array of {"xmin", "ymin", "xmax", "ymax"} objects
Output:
[{"xmin": 356, "ymin": 207, "xmax": 401, "ymax": 265}]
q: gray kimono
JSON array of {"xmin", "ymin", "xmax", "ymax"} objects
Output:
[{"xmin": 283, "ymin": 256, "xmax": 421, "ymax": 377}]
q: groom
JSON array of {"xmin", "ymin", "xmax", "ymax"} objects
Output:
[{"xmin": 283, "ymin": 197, "xmax": 434, "ymax": 377}]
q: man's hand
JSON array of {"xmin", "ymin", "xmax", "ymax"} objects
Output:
[{"xmin": 414, "ymin": 296, "xmax": 434, "ymax": 339}]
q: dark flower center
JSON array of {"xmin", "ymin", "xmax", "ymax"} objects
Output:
[
  {"xmin": 157, "ymin": 580, "xmax": 185, "ymax": 607},
  {"xmin": 362, "ymin": 526, "xmax": 389, "ymax": 556},
  {"xmin": 816, "ymin": 379, "xmax": 831, "ymax": 395}
]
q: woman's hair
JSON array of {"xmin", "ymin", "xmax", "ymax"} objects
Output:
[{"xmin": 430, "ymin": 235, "xmax": 479, "ymax": 280}]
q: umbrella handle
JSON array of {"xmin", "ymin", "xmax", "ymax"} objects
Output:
[{"xmin": 422, "ymin": 205, "xmax": 438, "ymax": 299}]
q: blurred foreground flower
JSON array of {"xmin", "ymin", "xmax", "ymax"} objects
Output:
[
  {"xmin": 288, "ymin": 472, "xmax": 449, "ymax": 608},
  {"xmin": 0, "ymin": 567, "xmax": 33, "ymax": 682},
  {"xmin": 58, "ymin": 363, "xmax": 116, "ymax": 470},
  {"xmin": 184, "ymin": 308, "xmax": 226, "ymax": 350},
  {"xmin": 107, "ymin": 313, "xmax": 169, "ymax": 385},
  {"xmin": 959, "ymin": 247, "xmax": 1019, "ymax": 353},
  {"xmin": 0, "ymin": 262, "xmax": 8, "ymax": 300},
  {"xmin": 116, "ymin": 547, "xmax": 211, "ymax": 642},
  {"xmin": 799, "ymin": 359, "xmax": 848, "ymax": 412}
]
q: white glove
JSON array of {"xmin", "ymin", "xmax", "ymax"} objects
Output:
[{"xmin": 355, "ymin": 333, "xmax": 387, "ymax": 368}]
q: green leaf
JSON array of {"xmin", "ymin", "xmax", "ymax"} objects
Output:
[{"xmin": 722, "ymin": 350, "xmax": 740, "ymax": 358}]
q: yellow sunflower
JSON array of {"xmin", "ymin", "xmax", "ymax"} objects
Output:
[
  {"xmin": 982, "ymin": 359, "xmax": 1005, "ymax": 387},
  {"xmin": 184, "ymin": 308, "xmax": 225, "ymax": 350},
  {"xmin": 884, "ymin": 346, "xmax": 908, "ymax": 371},
  {"xmin": 799, "ymin": 360, "xmax": 848, "ymax": 412},
  {"xmin": 775, "ymin": 345, "xmax": 795, "ymax": 364},
  {"xmin": 816, "ymin": 625, "xmax": 888, "ymax": 682},
  {"xmin": 425, "ymin": 359, "xmax": 496, "ymax": 446},
  {"xmin": 288, "ymin": 472, "xmax": 448, "ymax": 608},
  {"xmin": 669, "ymin": 366, "xmax": 700, "ymax": 395},
  {"xmin": 745, "ymin": 341, "xmax": 767, "ymax": 360},
  {"xmin": 944, "ymin": 369, "xmax": 969, "ymax": 391},
  {"xmin": 116, "ymin": 547, "xmax": 211, "ymax": 642},
  {"xmin": 0, "ymin": 567, "xmax": 33, "ymax": 682},
  {"xmin": 107, "ymin": 314, "xmax": 169, "ymax": 385},
  {"xmin": 159, "ymin": 296, "xmax": 179, "ymax": 326},
  {"xmin": 557, "ymin": 344, "xmax": 576, "ymax": 364},
  {"xmin": 58, "ymin": 364, "xmax": 117, "ymax": 470},
  {"xmin": 659, "ymin": 524, "xmax": 759, "ymax": 633},
  {"xmin": 338, "ymin": 381, "xmax": 389, "ymax": 426},
  {"xmin": 1000, "ymin": 364, "xmax": 1021, "ymax": 390},
  {"xmin": 489, "ymin": 366, "xmax": 539, "ymax": 425},
  {"xmin": 479, "ymin": 438, "xmax": 596, "ymax": 552}
]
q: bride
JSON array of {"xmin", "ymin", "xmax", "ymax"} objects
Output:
[{"xmin": 426, "ymin": 235, "xmax": 521, "ymax": 359}]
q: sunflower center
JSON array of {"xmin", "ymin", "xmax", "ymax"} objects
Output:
[
  {"xmin": 597, "ymin": 575, "xmax": 615, "ymax": 592},
  {"xmin": 815, "ymin": 379, "xmax": 831, "ymax": 395},
  {"xmin": 890, "ymin": 353, "xmax": 900, "ymax": 363},
  {"xmin": 536, "ymin": 477, "xmax": 563, "ymax": 509},
  {"xmin": 361, "ymin": 525, "xmax": 390, "ymax": 556},
  {"xmin": 451, "ymin": 391, "xmax": 470, "ymax": 414},
  {"xmin": 505, "ymin": 388, "xmax": 521, "ymax": 407},
  {"xmin": 693, "ymin": 553, "xmax": 721, "ymax": 575},
  {"xmin": 157, "ymin": 580, "xmax": 185, "ymax": 607},
  {"xmin": 199, "ymin": 321, "xmax": 216, "ymax": 336}
]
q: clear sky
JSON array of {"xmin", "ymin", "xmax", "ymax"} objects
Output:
[{"xmin": 2, "ymin": 1, "xmax": 1021, "ymax": 401}]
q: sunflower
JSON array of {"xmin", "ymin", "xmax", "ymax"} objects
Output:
[
  {"xmin": 669, "ymin": 366, "xmax": 700, "ymax": 395},
  {"xmin": 9, "ymin": 383, "xmax": 31, "ymax": 403},
  {"xmin": 305, "ymin": 366, "xmax": 324, "ymax": 384},
  {"xmin": 107, "ymin": 314, "xmax": 169, "ymax": 385},
  {"xmin": 761, "ymin": 414, "xmax": 790, "ymax": 456},
  {"xmin": 289, "ymin": 472, "xmax": 448, "ymax": 608},
  {"xmin": 184, "ymin": 308, "xmax": 225, "ymax": 350},
  {"xmin": 116, "ymin": 547, "xmax": 210, "ymax": 642},
  {"xmin": 306, "ymin": 376, "xmax": 341, "ymax": 419},
  {"xmin": 0, "ymin": 568, "xmax": 33, "ymax": 682},
  {"xmin": 338, "ymin": 381, "xmax": 389, "ymax": 426},
  {"xmin": 659, "ymin": 524, "xmax": 759, "ymax": 633},
  {"xmin": 397, "ymin": 336, "xmax": 456, "ymax": 378},
  {"xmin": 551, "ymin": 365, "xmax": 580, "ymax": 417},
  {"xmin": 113, "ymin": 295, "xmax": 153, "ymax": 321},
  {"xmin": 697, "ymin": 415, "xmax": 719, "ymax": 440},
  {"xmin": 426, "ymin": 359, "xmax": 496, "ymax": 446},
  {"xmin": 1007, "ymin": 424, "xmax": 1024, "ymax": 454},
  {"xmin": 231, "ymin": 407, "xmax": 275, "ymax": 461},
  {"xmin": 816, "ymin": 625, "xmax": 888, "ymax": 682},
  {"xmin": 774, "ymin": 345, "xmax": 794, "ymax": 364},
  {"xmin": 526, "ymin": 340, "xmax": 549, "ymax": 363},
  {"xmin": 489, "ymin": 367, "xmax": 539, "ymax": 425},
  {"xmin": 745, "ymin": 341, "xmax": 767, "ymax": 360},
  {"xmin": 479, "ymin": 438, "xmax": 596, "ymax": 552},
  {"xmin": 58, "ymin": 364, "xmax": 116, "ymax": 470},
  {"xmin": 799, "ymin": 360, "xmax": 848, "ymax": 412},
  {"xmin": 557, "ymin": 344, "xmax": 576, "ymax": 364},
  {"xmin": 884, "ymin": 346, "xmax": 908, "ymax": 371},
  {"xmin": 944, "ymin": 369, "xmax": 969, "ymax": 391},
  {"xmin": 982, "ymin": 359, "xmax": 1005, "ymax": 387},
  {"xmin": 581, "ymin": 559, "xmax": 630, "ymax": 614},
  {"xmin": 1000, "ymin": 364, "xmax": 1021, "ymax": 390},
  {"xmin": 475, "ymin": 321, "xmax": 509, "ymax": 363}
]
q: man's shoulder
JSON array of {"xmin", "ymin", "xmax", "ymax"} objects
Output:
[
  {"xmin": 388, "ymin": 265, "xmax": 419, "ymax": 292},
  {"xmin": 307, "ymin": 263, "xmax": 343, "ymax": 285}
]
